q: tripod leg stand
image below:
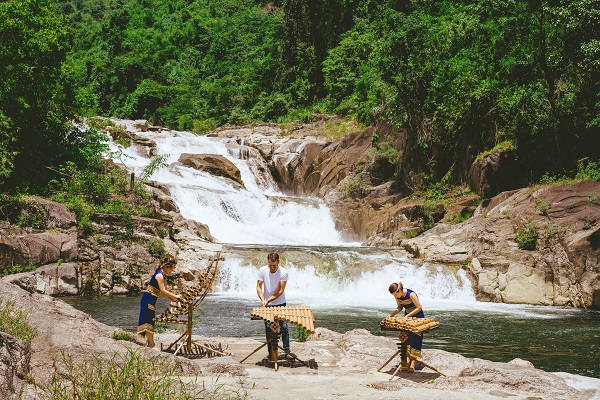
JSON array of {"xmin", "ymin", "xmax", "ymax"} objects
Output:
[{"xmin": 240, "ymin": 339, "xmax": 272, "ymax": 363}]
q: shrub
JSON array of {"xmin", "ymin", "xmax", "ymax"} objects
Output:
[
  {"xmin": 515, "ymin": 221, "xmax": 539, "ymax": 250},
  {"xmin": 50, "ymin": 161, "xmax": 155, "ymax": 235},
  {"xmin": 193, "ymin": 118, "xmax": 219, "ymax": 135},
  {"xmin": 405, "ymin": 229, "xmax": 419, "ymax": 239},
  {"xmin": 449, "ymin": 209, "xmax": 474, "ymax": 224},
  {"xmin": 0, "ymin": 298, "xmax": 37, "ymax": 344},
  {"xmin": 582, "ymin": 215, "xmax": 595, "ymax": 230},
  {"xmin": 0, "ymin": 194, "xmax": 46, "ymax": 229},
  {"xmin": 154, "ymin": 321, "xmax": 170, "ymax": 334},
  {"xmin": 147, "ymin": 239, "xmax": 166, "ymax": 259},
  {"xmin": 346, "ymin": 173, "xmax": 368, "ymax": 198},
  {"xmin": 45, "ymin": 348, "xmax": 249, "ymax": 399},
  {"xmin": 2, "ymin": 264, "xmax": 38, "ymax": 276},
  {"xmin": 575, "ymin": 159, "xmax": 600, "ymax": 180},
  {"xmin": 112, "ymin": 330, "xmax": 140, "ymax": 344},
  {"xmin": 114, "ymin": 137, "xmax": 131, "ymax": 148},
  {"xmin": 534, "ymin": 198, "xmax": 550, "ymax": 216},
  {"xmin": 541, "ymin": 222, "xmax": 568, "ymax": 247},
  {"xmin": 293, "ymin": 326, "xmax": 309, "ymax": 342}
]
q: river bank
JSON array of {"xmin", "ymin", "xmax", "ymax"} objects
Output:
[
  {"xmin": 152, "ymin": 329, "xmax": 600, "ymax": 400},
  {"xmin": 2, "ymin": 282, "xmax": 599, "ymax": 400},
  {"xmin": 62, "ymin": 292, "xmax": 600, "ymax": 379}
]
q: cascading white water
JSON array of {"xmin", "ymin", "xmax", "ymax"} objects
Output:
[
  {"xmin": 108, "ymin": 123, "xmax": 345, "ymax": 245},
  {"xmin": 106, "ymin": 119, "xmax": 477, "ymax": 304},
  {"xmin": 215, "ymin": 250, "xmax": 477, "ymax": 308}
]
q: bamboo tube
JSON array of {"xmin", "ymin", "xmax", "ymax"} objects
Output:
[{"xmin": 302, "ymin": 310, "xmax": 309, "ymax": 329}]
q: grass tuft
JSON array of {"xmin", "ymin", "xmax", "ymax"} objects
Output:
[
  {"xmin": 45, "ymin": 348, "xmax": 249, "ymax": 399},
  {"xmin": 0, "ymin": 298, "xmax": 38, "ymax": 344}
]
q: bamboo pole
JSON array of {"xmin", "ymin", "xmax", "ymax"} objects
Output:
[
  {"xmin": 377, "ymin": 349, "xmax": 401, "ymax": 372},
  {"xmin": 190, "ymin": 341, "xmax": 229, "ymax": 357},
  {"xmin": 240, "ymin": 340, "xmax": 272, "ymax": 363}
]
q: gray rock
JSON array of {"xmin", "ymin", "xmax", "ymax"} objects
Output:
[{"xmin": 202, "ymin": 356, "xmax": 247, "ymax": 376}]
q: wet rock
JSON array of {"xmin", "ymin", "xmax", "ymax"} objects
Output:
[{"xmin": 178, "ymin": 153, "xmax": 245, "ymax": 189}]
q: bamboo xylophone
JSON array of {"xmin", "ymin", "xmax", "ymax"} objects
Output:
[
  {"xmin": 379, "ymin": 317, "xmax": 440, "ymax": 336},
  {"xmin": 250, "ymin": 305, "xmax": 315, "ymax": 334},
  {"xmin": 155, "ymin": 257, "xmax": 219, "ymax": 324}
]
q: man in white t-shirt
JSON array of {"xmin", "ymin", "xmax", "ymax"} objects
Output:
[{"xmin": 256, "ymin": 251, "xmax": 290, "ymax": 359}]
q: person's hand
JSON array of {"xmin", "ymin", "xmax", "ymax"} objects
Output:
[
  {"xmin": 261, "ymin": 299, "xmax": 268, "ymax": 307},
  {"xmin": 174, "ymin": 294, "xmax": 182, "ymax": 301}
]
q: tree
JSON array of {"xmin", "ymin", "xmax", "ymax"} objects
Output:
[{"xmin": 0, "ymin": 0, "xmax": 102, "ymax": 191}]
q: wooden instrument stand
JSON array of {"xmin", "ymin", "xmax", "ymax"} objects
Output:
[
  {"xmin": 240, "ymin": 322, "xmax": 286, "ymax": 370},
  {"xmin": 240, "ymin": 305, "xmax": 317, "ymax": 371},
  {"xmin": 158, "ymin": 253, "xmax": 228, "ymax": 358},
  {"xmin": 377, "ymin": 330, "xmax": 410, "ymax": 380},
  {"xmin": 378, "ymin": 318, "xmax": 445, "ymax": 380}
]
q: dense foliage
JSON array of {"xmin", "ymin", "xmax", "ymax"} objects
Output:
[
  {"xmin": 0, "ymin": 0, "xmax": 108, "ymax": 193},
  {"xmin": 1, "ymin": 0, "xmax": 598, "ymax": 195}
]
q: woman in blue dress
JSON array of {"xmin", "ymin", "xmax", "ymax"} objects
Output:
[
  {"xmin": 388, "ymin": 281, "xmax": 424, "ymax": 372},
  {"xmin": 137, "ymin": 254, "xmax": 181, "ymax": 349}
]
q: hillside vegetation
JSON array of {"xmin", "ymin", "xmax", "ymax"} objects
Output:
[{"xmin": 1, "ymin": 0, "xmax": 598, "ymax": 199}]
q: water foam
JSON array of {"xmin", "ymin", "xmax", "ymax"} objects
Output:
[{"xmin": 107, "ymin": 127, "xmax": 347, "ymax": 245}]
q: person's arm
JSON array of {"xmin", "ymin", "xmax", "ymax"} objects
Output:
[
  {"xmin": 156, "ymin": 273, "xmax": 181, "ymax": 302},
  {"xmin": 390, "ymin": 299, "xmax": 402, "ymax": 317},
  {"xmin": 256, "ymin": 280, "xmax": 267, "ymax": 306},
  {"xmin": 264, "ymin": 280, "xmax": 286, "ymax": 305},
  {"xmin": 403, "ymin": 292, "xmax": 422, "ymax": 318}
]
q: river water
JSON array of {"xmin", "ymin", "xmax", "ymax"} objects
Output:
[
  {"xmin": 69, "ymin": 120, "xmax": 600, "ymax": 378},
  {"xmin": 64, "ymin": 293, "xmax": 600, "ymax": 378}
]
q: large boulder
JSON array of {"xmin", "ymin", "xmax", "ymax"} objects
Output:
[
  {"xmin": 0, "ymin": 331, "xmax": 35, "ymax": 400},
  {"xmin": 402, "ymin": 180, "xmax": 600, "ymax": 307},
  {"xmin": 178, "ymin": 153, "xmax": 245, "ymax": 188},
  {"xmin": 468, "ymin": 147, "xmax": 523, "ymax": 198},
  {"xmin": 0, "ymin": 282, "xmax": 201, "ymax": 388},
  {"xmin": 293, "ymin": 328, "xmax": 597, "ymax": 400},
  {"xmin": 4, "ymin": 262, "xmax": 79, "ymax": 295},
  {"xmin": 0, "ymin": 221, "xmax": 76, "ymax": 271},
  {"xmin": 24, "ymin": 197, "xmax": 76, "ymax": 230}
]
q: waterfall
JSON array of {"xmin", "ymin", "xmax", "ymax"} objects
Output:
[
  {"xmin": 108, "ymin": 123, "xmax": 348, "ymax": 246},
  {"xmin": 214, "ymin": 248, "xmax": 477, "ymax": 308},
  {"xmin": 106, "ymin": 120, "xmax": 477, "ymax": 303}
]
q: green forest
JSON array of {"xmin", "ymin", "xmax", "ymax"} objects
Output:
[{"xmin": 1, "ymin": 0, "xmax": 599, "ymax": 197}]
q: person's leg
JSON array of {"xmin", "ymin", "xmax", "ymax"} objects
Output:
[
  {"xmin": 264, "ymin": 321, "xmax": 273, "ymax": 359},
  {"xmin": 407, "ymin": 331, "xmax": 423, "ymax": 372},
  {"xmin": 146, "ymin": 331, "xmax": 156, "ymax": 348},
  {"xmin": 280, "ymin": 320, "xmax": 290, "ymax": 352}
]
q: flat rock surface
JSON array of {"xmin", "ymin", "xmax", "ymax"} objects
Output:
[{"xmin": 158, "ymin": 333, "xmax": 600, "ymax": 400}]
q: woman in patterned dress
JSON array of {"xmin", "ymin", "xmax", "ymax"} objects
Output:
[
  {"xmin": 137, "ymin": 255, "xmax": 181, "ymax": 349},
  {"xmin": 388, "ymin": 281, "xmax": 424, "ymax": 372}
]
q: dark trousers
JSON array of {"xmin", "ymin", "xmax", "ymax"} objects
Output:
[{"xmin": 264, "ymin": 302, "xmax": 290, "ymax": 357}]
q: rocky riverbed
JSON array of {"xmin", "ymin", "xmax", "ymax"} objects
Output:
[{"xmin": 1, "ymin": 282, "xmax": 599, "ymax": 400}]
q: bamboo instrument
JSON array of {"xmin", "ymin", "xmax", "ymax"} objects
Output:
[
  {"xmin": 250, "ymin": 305, "xmax": 315, "ymax": 334},
  {"xmin": 379, "ymin": 317, "xmax": 440, "ymax": 335},
  {"xmin": 155, "ymin": 253, "xmax": 220, "ymax": 323}
]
